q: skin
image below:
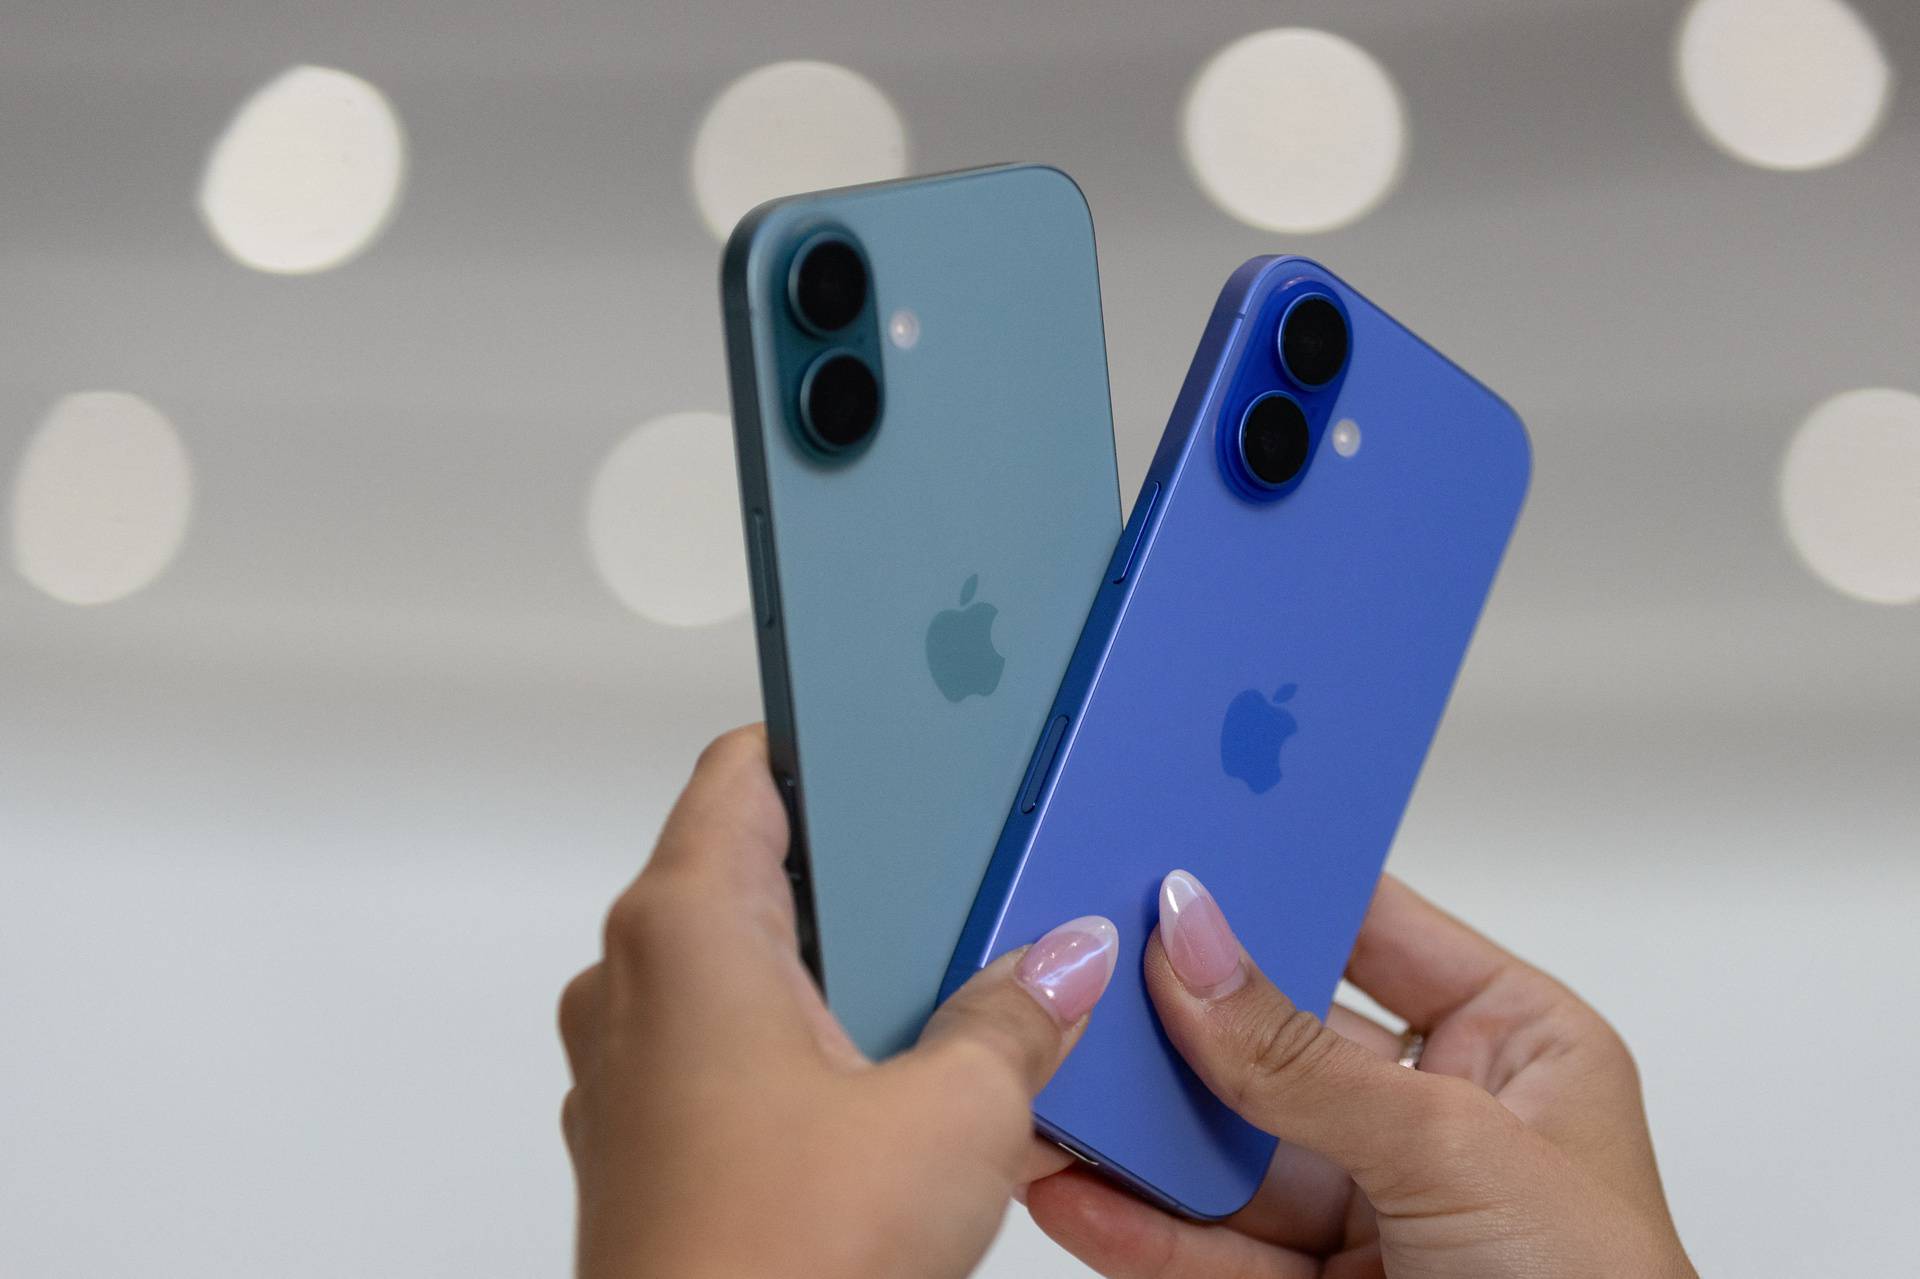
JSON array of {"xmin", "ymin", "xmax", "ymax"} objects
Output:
[
  {"xmin": 559, "ymin": 726, "xmax": 1090, "ymax": 1279},
  {"xmin": 560, "ymin": 727, "xmax": 1696, "ymax": 1278},
  {"xmin": 1028, "ymin": 878, "xmax": 1700, "ymax": 1278}
]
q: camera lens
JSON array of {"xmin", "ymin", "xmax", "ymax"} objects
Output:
[
  {"xmin": 1239, "ymin": 392, "xmax": 1312, "ymax": 489},
  {"xmin": 800, "ymin": 352, "xmax": 880, "ymax": 451},
  {"xmin": 1278, "ymin": 294, "xmax": 1349, "ymax": 388},
  {"xmin": 790, "ymin": 237, "xmax": 868, "ymax": 333}
]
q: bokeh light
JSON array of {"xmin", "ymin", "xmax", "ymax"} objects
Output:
[
  {"xmin": 586, "ymin": 412, "xmax": 750, "ymax": 627},
  {"xmin": 198, "ymin": 65, "xmax": 407, "ymax": 274},
  {"xmin": 690, "ymin": 61, "xmax": 908, "ymax": 241},
  {"xmin": 1676, "ymin": 0, "xmax": 1891, "ymax": 170},
  {"xmin": 10, "ymin": 392, "xmax": 194, "ymax": 606},
  {"xmin": 1181, "ymin": 28, "xmax": 1406, "ymax": 234},
  {"xmin": 1780, "ymin": 388, "xmax": 1920, "ymax": 605}
]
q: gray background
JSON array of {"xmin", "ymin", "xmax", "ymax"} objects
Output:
[{"xmin": 2, "ymin": 1, "xmax": 1915, "ymax": 1274}]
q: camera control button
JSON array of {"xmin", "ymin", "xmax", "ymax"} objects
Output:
[{"xmin": 1018, "ymin": 714, "xmax": 1071, "ymax": 815}]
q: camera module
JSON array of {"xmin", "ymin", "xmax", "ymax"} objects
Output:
[
  {"xmin": 1278, "ymin": 293, "xmax": 1349, "ymax": 388},
  {"xmin": 800, "ymin": 351, "xmax": 881, "ymax": 451},
  {"xmin": 790, "ymin": 236, "xmax": 869, "ymax": 334},
  {"xmin": 1238, "ymin": 392, "xmax": 1312, "ymax": 488}
]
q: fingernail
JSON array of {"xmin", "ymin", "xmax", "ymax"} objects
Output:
[
  {"xmin": 1160, "ymin": 870, "xmax": 1245, "ymax": 999},
  {"xmin": 1015, "ymin": 915, "xmax": 1120, "ymax": 1026}
]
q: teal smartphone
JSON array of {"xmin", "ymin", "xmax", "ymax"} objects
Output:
[{"xmin": 720, "ymin": 164, "xmax": 1121, "ymax": 1058}]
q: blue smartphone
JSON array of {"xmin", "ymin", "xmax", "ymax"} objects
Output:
[
  {"xmin": 721, "ymin": 165, "xmax": 1121, "ymax": 1060},
  {"xmin": 942, "ymin": 256, "xmax": 1531, "ymax": 1217}
]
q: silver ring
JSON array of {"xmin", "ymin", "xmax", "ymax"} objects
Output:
[{"xmin": 1396, "ymin": 1030, "xmax": 1426, "ymax": 1070}]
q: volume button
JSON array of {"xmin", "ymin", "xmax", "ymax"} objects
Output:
[{"xmin": 748, "ymin": 509, "xmax": 780, "ymax": 630}]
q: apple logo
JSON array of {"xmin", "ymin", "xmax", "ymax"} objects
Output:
[
  {"xmin": 925, "ymin": 574, "xmax": 1006, "ymax": 703},
  {"xmin": 1220, "ymin": 683, "xmax": 1299, "ymax": 794}
]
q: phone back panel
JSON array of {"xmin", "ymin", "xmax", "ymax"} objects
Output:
[
  {"xmin": 944, "ymin": 257, "xmax": 1530, "ymax": 1217},
  {"xmin": 723, "ymin": 166, "xmax": 1120, "ymax": 1060}
]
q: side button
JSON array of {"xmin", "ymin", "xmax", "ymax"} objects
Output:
[
  {"xmin": 1018, "ymin": 714, "xmax": 1071, "ymax": 815},
  {"xmin": 748, "ymin": 510, "xmax": 780, "ymax": 630},
  {"xmin": 1111, "ymin": 482, "xmax": 1161, "ymax": 584},
  {"xmin": 1056, "ymin": 1140, "xmax": 1101, "ymax": 1169}
]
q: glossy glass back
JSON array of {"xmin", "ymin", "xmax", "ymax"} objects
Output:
[
  {"xmin": 944, "ymin": 257, "xmax": 1531, "ymax": 1217},
  {"xmin": 723, "ymin": 165, "xmax": 1120, "ymax": 1059}
]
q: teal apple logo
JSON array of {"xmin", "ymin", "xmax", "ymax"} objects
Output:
[
  {"xmin": 1221, "ymin": 683, "xmax": 1299, "ymax": 794},
  {"xmin": 925, "ymin": 574, "xmax": 1005, "ymax": 703}
]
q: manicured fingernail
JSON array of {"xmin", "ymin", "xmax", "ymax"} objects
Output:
[
  {"xmin": 1160, "ymin": 870, "xmax": 1245, "ymax": 999},
  {"xmin": 1016, "ymin": 916, "xmax": 1120, "ymax": 1026}
]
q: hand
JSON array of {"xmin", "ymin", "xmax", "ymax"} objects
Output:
[
  {"xmin": 558, "ymin": 726, "xmax": 1119, "ymax": 1279},
  {"xmin": 1027, "ymin": 871, "xmax": 1697, "ymax": 1278}
]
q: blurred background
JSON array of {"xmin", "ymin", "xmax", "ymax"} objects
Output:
[{"xmin": 2, "ymin": 1, "xmax": 1915, "ymax": 1274}]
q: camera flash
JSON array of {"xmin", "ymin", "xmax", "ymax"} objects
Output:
[
  {"xmin": 887, "ymin": 308, "xmax": 921, "ymax": 350},
  {"xmin": 1331, "ymin": 418, "xmax": 1361, "ymax": 457}
]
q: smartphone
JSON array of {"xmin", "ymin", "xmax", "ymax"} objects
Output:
[
  {"xmin": 942, "ymin": 256, "xmax": 1531, "ymax": 1217},
  {"xmin": 721, "ymin": 165, "xmax": 1121, "ymax": 1060}
]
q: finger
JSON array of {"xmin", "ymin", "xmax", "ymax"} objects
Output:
[
  {"xmin": 1327, "ymin": 1003, "xmax": 1402, "ymax": 1062},
  {"xmin": 914, "ymin": 915, "xmax": 1120, "ymax": 1096},
  {"xmin": 890, "ymin": 916, "xmax": 1119, "ymax": 1175},
  {"xmin": 560, "ymin": 1089, "xmax": 582, "ymax": 1159},
  {"xmin": 636, "ymin": 725, "xmax": 863, "ymax": 1069},
  {"xmin": 1027, "ymin": 1168, "xmax": 1319, "ymax": 1279},
  {"xmin": 634, "ymin": 725, "xmax": 793, "ymax": 938},
  {"xmin": 1015, "ymin": 1136, "xmax": 1075, "ymax": 1192},
  {"xmin": 1322, "ymin": 1239, "xmax": 1386, "ymax": 1279},
  {"xmin": 557, "ymin": 962, "xmax": 605, "ymax": 1077},
  {"xmin": 1210, "ymin": 1006, "xmax": 1397, "ymax": 1252},
  {"xmin": 783, "ymin": 942, "xmax": 867, "ymax": 1071},
  {"xmin": 1349, "ymin": 882, "xmax": 1674, "ymax": 1228},
  {"xmin": 596, "ymin": 727, "xmax": 816, "ymax": 1058},
  {"xmin": 1344, "ymin": 875, "xmax": 1517, "ymax": 1030},
  {"xmin": 1348, "ymin": 879, "xmax": 1654, "ymax": 1169},
  {"xmin": 1220, "ymin": 1138, "xmax": 1356, "ymax": 1257},
  {"xmin": 1147, "ymin": 870, "xmax": 1522, "ymax": 1210}
]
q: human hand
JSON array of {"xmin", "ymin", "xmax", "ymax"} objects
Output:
[
  {"xmin": 559, "ymin": 726, "xmax": 1119, "ymax": 1279},
  {"xmin": 1027, "ymin": 871, "xmax": 1697, "ymax": 1278}
]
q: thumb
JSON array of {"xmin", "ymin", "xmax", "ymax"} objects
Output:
[
  {"xmin": 1146, "ymin": 870, "xmax": 1518, "ymax": 1209},
  {"xmin": 887, "ymin": 916, "xmax": 1119, "ymax": 1170}
]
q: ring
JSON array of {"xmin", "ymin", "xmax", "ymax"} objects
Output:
[{"xmin": 1396, "ymin": 1030, "xmax": 1426, "ymax": 1070}]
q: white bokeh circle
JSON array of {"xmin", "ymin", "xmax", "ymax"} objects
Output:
[
  {"xmin": 690, "ymin": 61, "xmax": 908, "ymax": 240},
  {"xmin": 1676, "ymin": 0, "xmax": 1892, "ymax": 170},
  {"xmin": 10, "ymin": 392, "xmax": 194, "ymax": 606},
  {"xmin": 1181, "ymin": 28, "xmax": 1406, "ymax": 234},
  {"xmin": 1780, "ymin": 388, "xmax": 1920, "ymax": 605},
  {"xmin": 198, "ymin": 65, "xmax": 406, "ymax": 274},
  {"xmin": 587, "ymin": 412, "xmax": 750, "ymax": 627}
]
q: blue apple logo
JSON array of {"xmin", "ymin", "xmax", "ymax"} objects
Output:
[
  {"xmin": 1220, "ymin": 683, "xmax": 1299, "ymax": 794},
  {"xmin": 925, "ymin": 574, "xmax": 1006, "ymax": 703}
]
